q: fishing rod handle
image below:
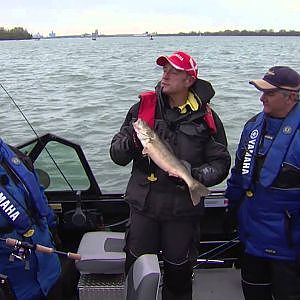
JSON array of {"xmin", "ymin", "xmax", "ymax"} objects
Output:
[
  {"xmin": 36, "ymin": 245, "xmax": 81, "ymax": 260},
  {"xmin": 6, "ymin": 238, "xmax": 52, "ymax": 254},
  {"xmin": 35, "ymin": 244, "xmax": 54, "ymax": 254},
  {"xmin": 5, "ymin": 238, "xmax": 21, "ymax": 247},
  {"xmin": 5, "ymin": 238, "xmax": 81, "ymax": 260},
  {"xmin": 66, "ymin": 252, "xmax": 81, "ymax": 260}
]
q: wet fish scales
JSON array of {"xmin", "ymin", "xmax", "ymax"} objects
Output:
[{"xmin": 133, "ymin": 118, "xmax": 210, "ymax": 205}]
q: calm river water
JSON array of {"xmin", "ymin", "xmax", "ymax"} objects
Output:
[{"xmin": 0, "ymin": 36, "xmax": 299, "ymax": 192}]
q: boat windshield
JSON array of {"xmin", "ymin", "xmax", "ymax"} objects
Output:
[{"xmin": 19, "ymin": 140, "xmax": 90, "ymax": 191}]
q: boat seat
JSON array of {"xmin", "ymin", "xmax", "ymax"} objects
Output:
[
  {"xmin": 125, "ymin": 254, "xmax": 161, "ymax": 300},
  {"xmin": 75, "ymin": 231, "xmax": 125, "ymax": 274}
]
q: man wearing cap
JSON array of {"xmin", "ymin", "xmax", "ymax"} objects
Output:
[
  {"xmin": 226, "ymin": 66, "xmax": 300, "ymax": 300},
  {"xmin": 110, "ymin": 51, "xmax": 230, "ymax": 299}
]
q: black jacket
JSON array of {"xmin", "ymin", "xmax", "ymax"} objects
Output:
[{"xmin": 110, "ymin": 79, "xmax": 231, "ymax": 219}]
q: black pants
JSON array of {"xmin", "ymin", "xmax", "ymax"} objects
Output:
[
  {"xmin": 241, "ymin": 253, "xmax": 300, "ymax": 300},
  {"xmin": 125, "ymin": 210, "xmax": 199, "ymax": 300}
]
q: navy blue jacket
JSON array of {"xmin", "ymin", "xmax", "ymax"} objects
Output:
[
  {"xmin": 0, "ymin": 140, "xmax": 61, "ymax": 300},
  {"xmin": 226, "ymin": 103, "xmax": 300, "ymax": 261}
]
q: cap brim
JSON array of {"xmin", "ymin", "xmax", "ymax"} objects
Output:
[
  {"xmin": 156, "ymin": 56, "xmax": 169, "ymax": 66},
  {"xmin": 249, "ymin": 79, "xmax": 278, "ymax": 91},
  {"xmin": 156, "ymin": 56, "xmax": 185, "ymax": 71}
]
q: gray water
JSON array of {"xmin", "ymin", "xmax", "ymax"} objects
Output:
[{"xmin": 0, "ymin": 36, "xmax": 299, "ymax": 192}]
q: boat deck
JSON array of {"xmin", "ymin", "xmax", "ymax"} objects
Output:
[
  {"xmin": 156, "ymin": 268, "xmax": 243, "ymax": 299},
  {"xmin": 77, "ymin": 267, "xmax": 243, "ymax": 300},
  {"xmin": 191, "ymin": 268, "xmax": 243, "ymax": 299}
]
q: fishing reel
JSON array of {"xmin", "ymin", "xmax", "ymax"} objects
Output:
[{"xmin": 8, "ymin": 240, "xmax": 31, "ymax": 270}]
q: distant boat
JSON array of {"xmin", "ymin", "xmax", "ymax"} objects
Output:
[
  {"xmin": 92, "ymin": 29, "xmax": 98, "ymax": 41},
  {"xmin": 49, "ymin": 31, "xmax": 56, "ymax": 38},
  {"xmin": 133, "ymin": 32, "xmax": 149, "ymax": 37},
  {"xmin": 33, "ymin": 32, "xmax": 41, "ymax": 40}
]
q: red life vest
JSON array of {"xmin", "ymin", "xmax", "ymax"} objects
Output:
[{"xmin": 138, "ymin": 91, "xmax": 217, "ymax": 134}]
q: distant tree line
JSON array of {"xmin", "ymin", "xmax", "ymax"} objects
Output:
[
  {"xmin": 173, "ymin": 29, "xmax": 300, "ymax": 36},
  {"xmin": 0, "ymin": 27, "xmax": 32, "ymax": 40}
]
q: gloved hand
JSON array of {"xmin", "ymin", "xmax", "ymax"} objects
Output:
[
  {"xmin": 192, "ymin": 165, "xmax": 219, "ymax": 186},
  {"xmin": 127, "ymin": 125, "xmax": 143, "ymax": 157},
  {"xmin": 132, "ymin": 130, "xmax": 143, "ymax": 151}
]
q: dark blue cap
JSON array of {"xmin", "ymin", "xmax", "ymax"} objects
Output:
[{"xmin": 250, "ymin": 66, "xmax": 300, "ymax": 92}]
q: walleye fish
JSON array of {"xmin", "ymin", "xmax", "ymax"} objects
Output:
[{"xmin": 133, "ymin": 118, "xmax": 210, "ymax": 206}]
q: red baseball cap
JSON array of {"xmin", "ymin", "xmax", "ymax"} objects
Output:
[{"xmin": 156, "ymin": 51, "xmax": 198, "ymax": 79}]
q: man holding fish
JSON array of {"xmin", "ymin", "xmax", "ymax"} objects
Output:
[{"xmin": 110, "ymin": 51, "xmax": 230, "ymax": 299}]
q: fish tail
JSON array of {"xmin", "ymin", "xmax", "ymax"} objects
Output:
[{"xmin": 189, "ymin": 181, "xmax": 210, "ymax": 206}]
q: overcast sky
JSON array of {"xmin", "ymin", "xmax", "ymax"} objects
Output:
[{"xmin": 1, "ymin": 0, "xmax": 299, "ymax": 36}]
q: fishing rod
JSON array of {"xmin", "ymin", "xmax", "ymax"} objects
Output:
[
  {"xmin": 0, "ymin": 83, "xmax": 127, "ymax": 231},
  {"xmin": 193, "ymin": 236, "xmax": 240, "ymax": 268},
  {"xmin": 158, "ymin": 236, "xmax": 240, "ymax": 288},
  {"xmin": 0, "ymin": 237, "xmax": 81, "ymax": 261},
  {"xmin": 0, "ymin": 83, "xmax": 74, "ymax": 192},
  {"xmin": 1, "ymin": 84, "xmax": 241, "ymax": 264}
]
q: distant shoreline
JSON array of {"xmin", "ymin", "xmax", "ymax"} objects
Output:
[
  {"xmin": 1, "ymin": 28, "xmax": 299, "ymax": 41},
  {"xmin": 37, "ymin": 29, "xmax": 300, "ymax": 38}
]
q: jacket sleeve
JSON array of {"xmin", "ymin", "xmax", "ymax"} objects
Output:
[
  {"xmin": 225, "ymin": 165, "xmax": 245, "ymax": 209},
  {"xmin": 109, "ymin": 104, "xmax": 142, "ymax": 166},
  {"xmin": 225, "ymin": 127, "xmax": 249, "ymax": 208},
  {"xmin": 191, "ymin": 112, "xmax": 231, "ymax": 187},
  {"xmin": 211, "ymin": 109, "xmax": 228, "ymax": 147},
  {"xmin": 192, "ymin": 136, "xmax": 231, "ymax": 187},
  {"xmin": 225, "ymin": 113, "xmax": 264, "ymax": 208},
  {"xmin": 40, "ymin": 185, "xmax": 57, "ymax": 228}
]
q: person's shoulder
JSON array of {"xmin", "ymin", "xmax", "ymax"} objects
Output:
[
  {"xmin": 8, "ymin": 145, "xmax": 34, "ymax": 172},
  {"xmin": 245, "ymin": 112, "xmax": 262, "ymax": 125},
  {"xmin": 210, "ymin": 108, "xmax": 221, "ymax": 120},
  {"xmin": 128, "ymin": 101, "xmax": 140, "ymax": 113},
  {"xmin": 192, "ymin": 78, "xmax": 215, "ymax": 104}
]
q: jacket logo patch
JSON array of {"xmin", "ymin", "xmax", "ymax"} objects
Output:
[
  {"xmin": 282, "ymin": 126, "xmax": 292, "ymax": 135},
  {"xmin": 250, "ymin": 129, "xmax": 259, "ymax": 139},
  {"xmin": 11, "ymin": 157, "xmax": 21, "ymax": 165},
  {"xmin": 0, "ymin": 192, "xmax": 20, "ymax": 221},
  {"xmin": 242, "ymin": 130, "xmax": 259, "ymax": 175}
]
